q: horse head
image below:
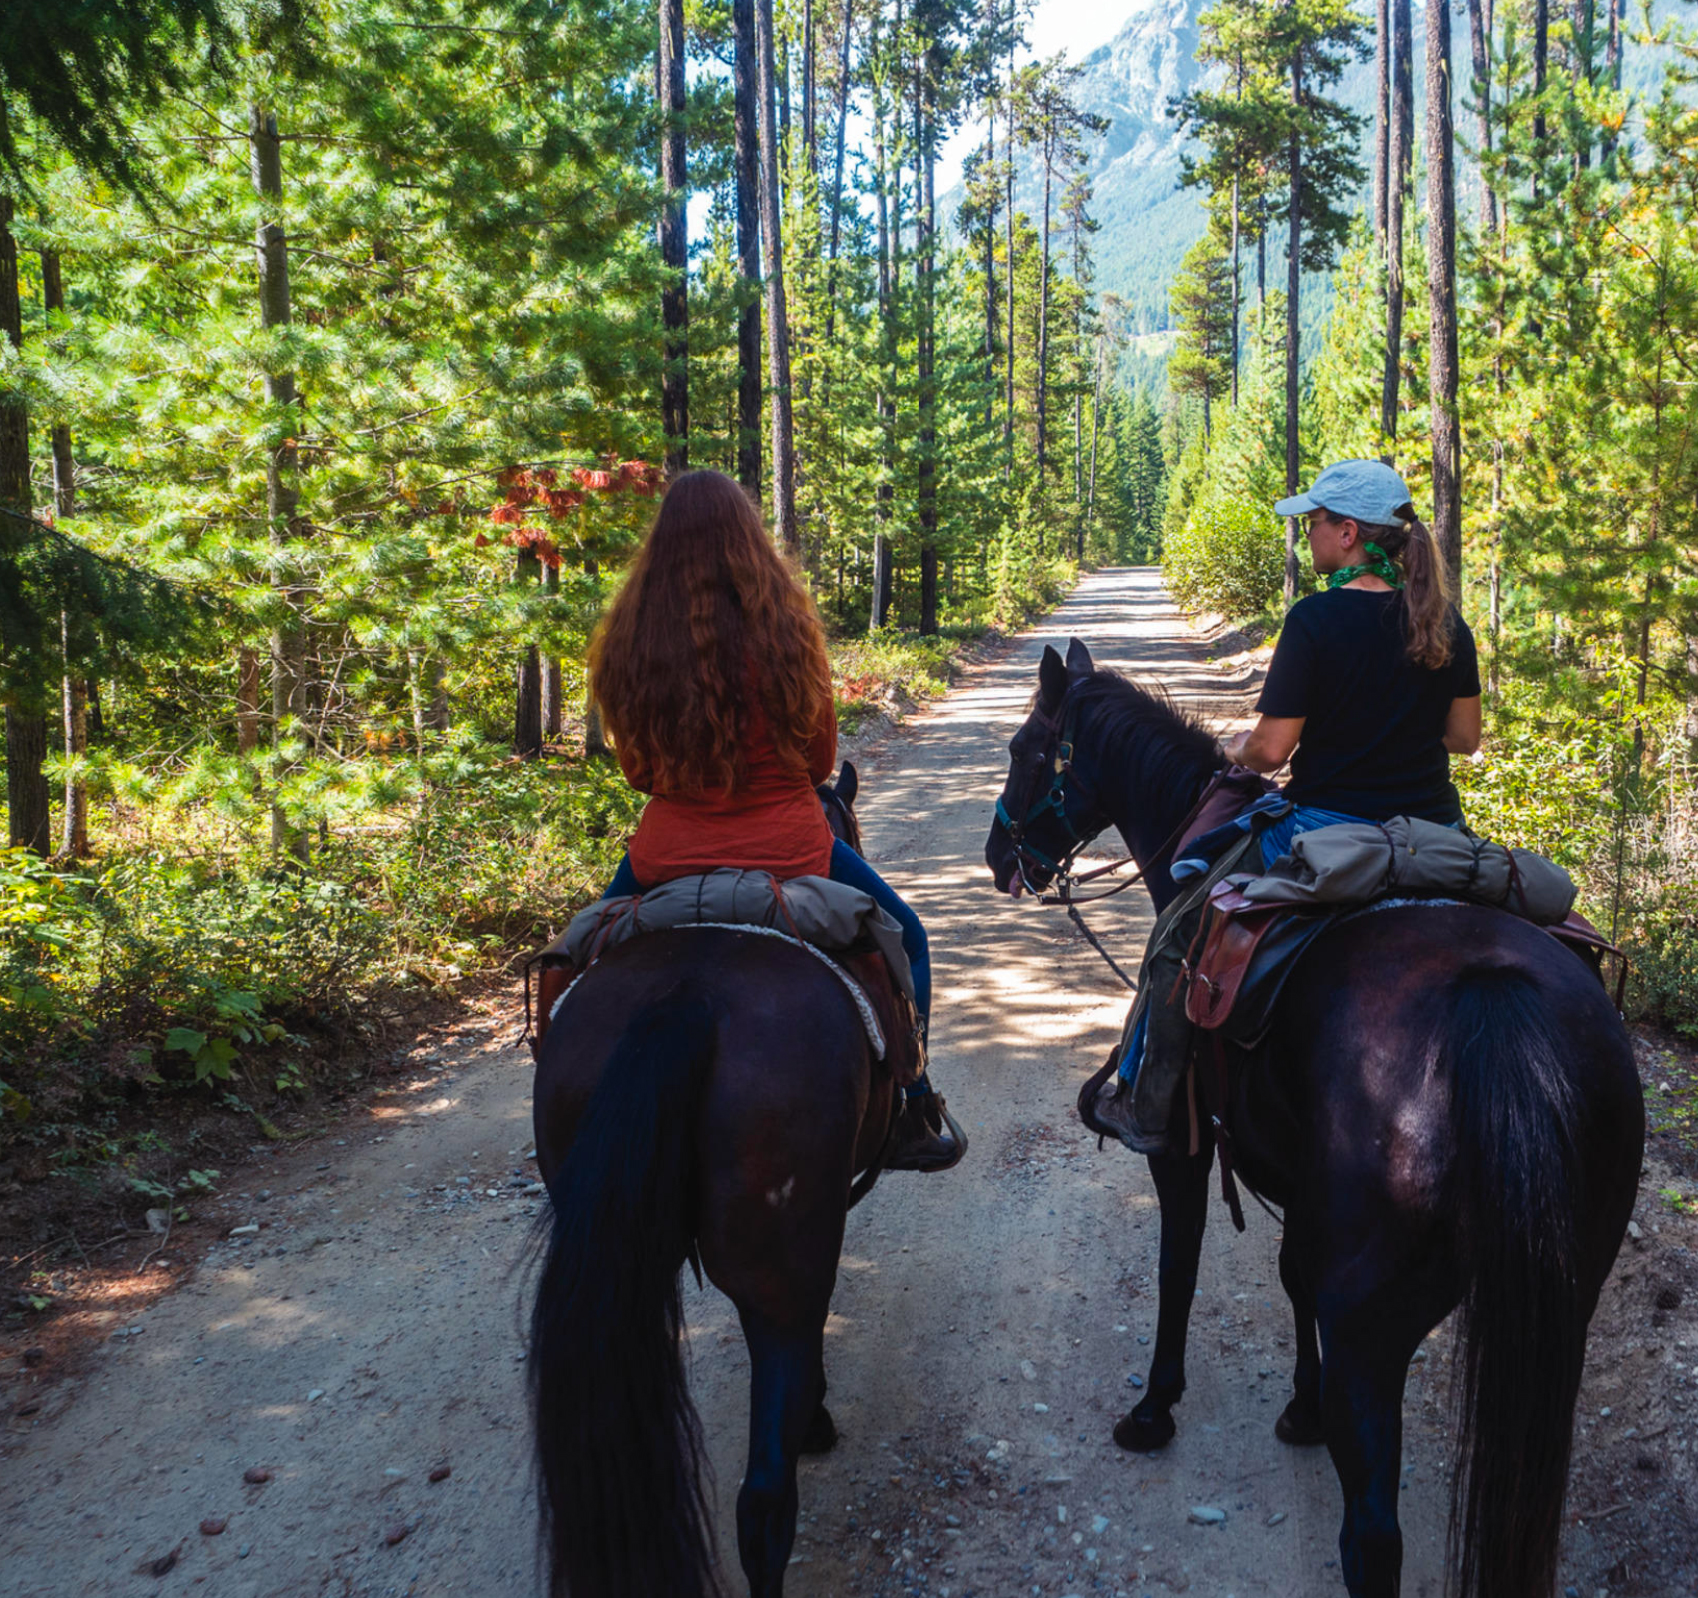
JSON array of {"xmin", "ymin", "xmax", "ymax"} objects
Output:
[
  {"xmin": 818, "ymin": 760, "xmax": 862, "ymax": 853},
  {"xmin": 985, "ymin": 638, "xmax": 1114, "ymax": 897}
]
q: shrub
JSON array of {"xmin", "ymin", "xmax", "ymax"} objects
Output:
[{"xmin": 1163, "ymin": 492, "xmax": 1286, "ymax": 620}]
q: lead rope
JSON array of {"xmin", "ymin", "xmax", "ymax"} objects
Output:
[{"xmin": 1065, "ymin": 901, "xmax": 1139, "ymax": 991}]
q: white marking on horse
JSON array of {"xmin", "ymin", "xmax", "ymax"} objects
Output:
[{"xmin": 765, "ymin": 1176, "xmax": 796, "ymax": 1209}]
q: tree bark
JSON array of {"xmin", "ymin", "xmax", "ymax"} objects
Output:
[
  {"xmin": 1284, "ymin": 56, "xmax": 1304, "ymax": 607},
  {"xmin": 824, "ymin": 0, "xmax": 855, "ymax": 341},
  {"xmin": 1036, "ymin": 126, "xmax": 1054, "ymax": 487},
  {"xmin": 871, "ymin": 16, "xmax": 894, "ymax": 632},
  {"xmin": 43, "ymin": 248, "xmax": 87, "ymax": 856},
  {"xmin": 756, "ymin": 0, "xmax": 799, "ymax": 558},
  {"xmin": 1427, "ymin": 0, "xmax": 1463, "ymax": 589},
  {"xmin": 541, "ymin": 562, "xmax": 562, "ymax": 740},
  {"xmin": 0, "ymin": 197, "xmax": 49, "ymax": 853},
  {"xmin": 249, "ymin": 105, "xmax": 308, "ymax": 862},
  {"xmin": 803, "ymin": 0, "xmax": 817, "ymax": 176},
  {"xmin": 1467, "ymin": 0, "xmax": 1498, "ymax": 232},
  {"xmin": 658, "ymin": 0, "xmax": 689, "ymax": 475},
  {"xmin": 237, "ymin": 647, "xmax": 261, "ymax": 752},
  {"xmin": 59, "ymin": 612, "xmax": 87, "ymax": 858},
  {"xmin": 1375, "ymin": 0, "xmax": 1390, "ymax": 252},
  {"xmin": 917, "ymin": 78, "xmax": 938, "ymax": 635},
  {"xmin": 1382, "ymin": 0, "xmax": 1412, "ymax": 452},
  {"xmin": 1087, "ymin": 331, "xmax": 1105, "ymax": 527},
  {"xmin": 1004, "ymin": 38, "xmax": 1017, "ymax": 478},
  {"xmin": 514, "ymin": 552, "xmax": 543, "ymax": 759},
  {"xmin": 734, "ymin": 0, "xmax": 763, "ymax": 494}
]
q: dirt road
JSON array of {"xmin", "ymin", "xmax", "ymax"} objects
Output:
[{"xmin": 1, "ymin": 568, "xmax": 1679, "ymax": 1597}]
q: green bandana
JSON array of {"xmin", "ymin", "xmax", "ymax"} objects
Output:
[{"xmin": 1326, "ymin": 540, "xmax": 1402, "ymax": 591}]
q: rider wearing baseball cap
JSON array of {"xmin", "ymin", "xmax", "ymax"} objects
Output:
[{"xmin": 1225, "ymin": 460, "xmax": 1483, "ymax": 862}]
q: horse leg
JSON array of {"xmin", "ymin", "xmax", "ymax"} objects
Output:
[
  {"xmin": 1113, "ymin": 1142, "xmax": 1213, "ymax": 1452},
  {"xmin": 1275, "ymin": 1232, "xmax": 1325, "ymax": 1446},
  {"xmin": 1318, "ymin": 1311, "xmax": 1422, "ymax": 1598},
  {"xmin": 735, "ymin": 1307, "xmax": 826, "ymax": 1598},
  {"xmin": 799, "ymin": 1365, "xmax": 837, "ymax": 1455}
]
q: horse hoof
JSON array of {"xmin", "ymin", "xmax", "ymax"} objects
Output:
[
  {"xmin": 1112, "ymin": 1408, "xmax": 1175, "ymax": 1453},
  {"xmin": 800, "ymin": 1403, "xmax": 838, "ymax": 1455},
  {"xmin": 1274, "ymin": 1400, "xmax": 1325, "ymax": 1447}
]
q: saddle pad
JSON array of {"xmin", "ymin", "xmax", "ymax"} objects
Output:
[
  {"xmin": 549, "ymin": 923, "xmax": 887, "ymax": 1059},
  {"xmin": 555, "ymin": 867, "xmax": 914, "ymax": 1007}
]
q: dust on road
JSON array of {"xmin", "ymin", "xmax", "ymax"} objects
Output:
[{"xmin": 1, "ymin": 568, "xmax": 1647, "ymax": 1597}]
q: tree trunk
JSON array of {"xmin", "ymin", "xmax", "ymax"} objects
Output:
[
  {"xmin": 917, "ymin": 85, "xmax": 938, "ymax": 635},
  {"xmin": 249, "ymin": 105, "xmax": 308, "ymax": 862},
  {"xmin": 1375, "ymin": 0, "xmax": 1390, "ymax": 252},
  {"xmin": 1087, "ymin": 332, "xmax": 1105, "ymax": 524},
  {"xmin": 824, "ymin": 0, "xmax": 855, "ymax": 340},
  {"xmin": 0, "ymin": 197, "xmax": 49, "ymax": 853},
  {"xmin": 734, "ymin": 0, "xmax": 763, "ymax": 494},
  {"xmin": 1036, "ymin": 131, "xmax": 1054, "ymax": 487},
  {"xmin": 1427, "ymin": 0, "xmax": 1463, "ymax": 589},
  {"xmin": 1382, "ymin": 0, "xmax": 1412, "ymax": 452},
  {"xmin": 542, "ymin": 562, "xmax": 562, "ymax": 740},
  {"xmin": 43, "ymin": 248, "xmax": 86, "ymax": 856},
  {"xmin": 756, "ymin": 0, "xmax": 799, "ymax": 558},
  {"xmin": 59, "ymin": 612, "xmax": 87, "ymax": 858},
  {"xmin": 1467, "ymin": 0, "xmax": 1498, "ymax": 233},
  {"xmin": 658, "ymin": 0, "xmax": 689, "ymax": 475},
  {"xmin": 803, "ymin": 0, "xmax": 817, "ymax": 177},
  {"xmin": 1230, "ymin": 171, "xmax": 1241, "ymax": 405},
  {"xmin": 1004, "ymin": 40, "xmax": 1017, "ymax": 478},
  {"xmin": 513, "ymin": 547, "xmax": 543, "ymax": 757},
  {"xmin": 872, "ymin": 11, "xmax": 894, "ymax": 633},
  {"xmin": 237, "ymin": 647, "xmax": 261, "ymax": 752},
  {"xmin": 1284, "ymin": 58, "xmax": 1303, "ymax": 607}
]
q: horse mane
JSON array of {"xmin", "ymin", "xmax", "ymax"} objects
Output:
[{"xmin": 1069, "ymin": 667, "xmax": 1221, "ymax": 801}]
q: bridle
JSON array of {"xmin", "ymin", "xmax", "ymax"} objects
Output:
[
  {"xmin": 994, "ymin": 689, "xmax": 1156, "ymax": 990},
  {"xmin": 996, "ymin": 685, "xmax": 1221, "ymax": 993}
]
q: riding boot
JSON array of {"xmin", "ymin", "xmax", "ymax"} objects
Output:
[
  {"xmin": 883, "ymin": 1082, "xmax": 968, "ymax": 1172},
  {"xmin": 1080, "ymin": 1047, "xmax": 1169, "ymax": 1155}
]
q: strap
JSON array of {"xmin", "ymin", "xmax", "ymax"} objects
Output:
[{"xmin": 1209, "ymin": 1034, "xmax": 1247, "ymax": 1233}]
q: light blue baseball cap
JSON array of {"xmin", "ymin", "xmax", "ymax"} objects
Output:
[{"xmin": 1274, "ymin": 460, "xmax": 1416, "ymax": 525}]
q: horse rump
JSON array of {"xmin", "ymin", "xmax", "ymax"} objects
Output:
[
  {"xmin": 1440, "ymin": 964, "xmax": 1585, "ymax": 1598},
  {"xmin": 528, "ymin": 986, "xmax": 725, "ymax": 1598}
]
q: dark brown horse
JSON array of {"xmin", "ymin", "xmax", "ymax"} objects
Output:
[
  {"xmin": 527, "ymin": 762, "xmax": 894, "ymax": 1598},
  {"xmin": 985, "ymin": 640, "xmax": 1645, "ymax": 1598}
]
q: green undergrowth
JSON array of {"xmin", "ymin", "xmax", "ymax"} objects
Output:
[{"xmin": 0, "ymin": 629, "xmax": 977, "ymax": 1166}]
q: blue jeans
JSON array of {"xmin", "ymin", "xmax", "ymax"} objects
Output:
[{"xmin": 600, "ymin": 844, "xmax": 933, "ymax": 1085}]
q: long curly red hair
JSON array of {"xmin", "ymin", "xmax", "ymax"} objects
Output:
[{"xmin": 588, "ymin": 470, "xmax": 832, "ymax": 794}]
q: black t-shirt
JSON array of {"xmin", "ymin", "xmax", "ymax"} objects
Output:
[{"xmin": 1256, "ymin": 589, "xmax": 1481, "ymax": 823}]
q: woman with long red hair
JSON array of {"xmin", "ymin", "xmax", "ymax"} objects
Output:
[{"xmin": 588, "ymin": 469, "xmax": 962, "ymax": 1171}]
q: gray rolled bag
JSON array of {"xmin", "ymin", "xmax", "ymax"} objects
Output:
[{"xmin": 1235, "ymin": 815, "xmax": 1577, "ymax": 924}]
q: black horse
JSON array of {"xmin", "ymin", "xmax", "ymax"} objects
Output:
[
  {"xmin": 986, "ymin": 639, "xmax": 1644, "ymax": 1598},
  {"xmin": 527, "ymin": 763, "xmax": 895, "ymax": 1598}
]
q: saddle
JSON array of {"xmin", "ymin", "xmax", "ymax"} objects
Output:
[
  {"xmin": 525, "ymin": 882, "xmax": 926, "ymax": 1088},
  {"xmin": 1175, "ymin": 876, "xmax": 1628, "ymax": 1231}
]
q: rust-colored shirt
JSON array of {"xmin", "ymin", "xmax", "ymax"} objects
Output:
[{"xmin": 620, "ymin": 690, "xmax": 838, "ymax": 887}]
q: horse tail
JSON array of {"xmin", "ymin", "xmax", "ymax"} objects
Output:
[
  {"xmin": 528, "ymin": 986, "xmax": 725, "ymax": 1598},
  {"xmin": 1440, "ymin": 964, "xmax": 1583, "ymax": 1598}
]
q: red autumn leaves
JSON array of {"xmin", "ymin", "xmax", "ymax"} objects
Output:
[{"xmin": 480, "ymin": 460, "xmax": 661, "ymax": 568}]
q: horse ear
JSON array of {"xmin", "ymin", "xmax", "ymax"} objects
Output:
[
  {"xmin": 1065, "ymin": 637, "xmax": 1094, "ymax": 680},
  {"xmin": 1039, "ymin": 644, "xmax": 1068, "ymax": 708},
  {"xmin": 836, "ymin": 760, "xmax": 858, "ymax": 807}
]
